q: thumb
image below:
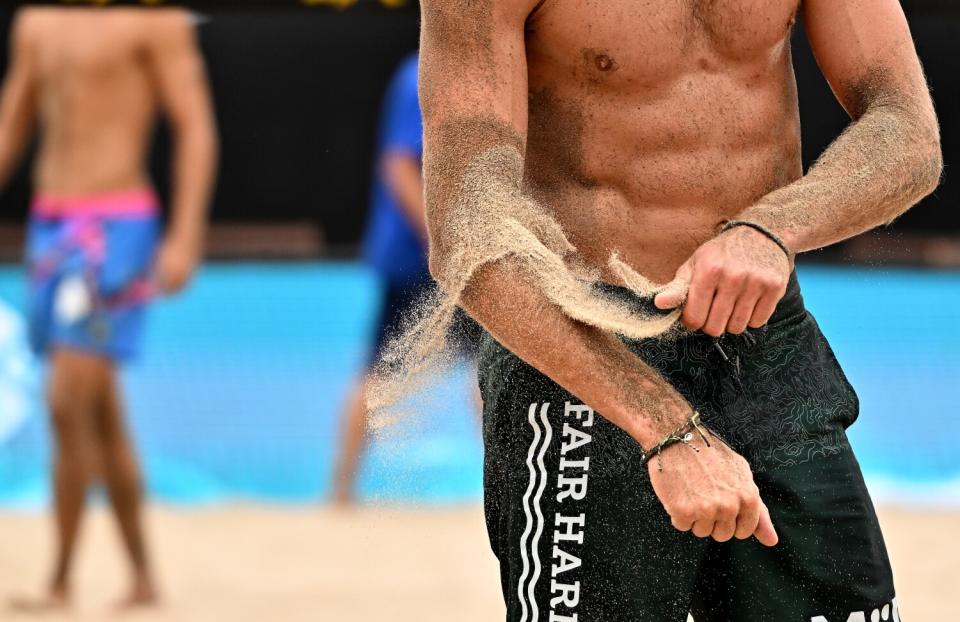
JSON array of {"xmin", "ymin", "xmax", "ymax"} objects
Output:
[
  {"xmin": 654, "ymin": 261, "xmax": 693, "ymax": 310},
  {"xmin": 753, "ymin": 502, "xmax": 779, "ymax": 547}
]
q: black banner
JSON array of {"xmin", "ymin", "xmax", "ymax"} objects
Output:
[
  {"xmin": 0, "ymin": 2, "xmax": 956, "ymax": 253},
  {"xmin": 6, "ymin": 0, "xmax": 417, "ymax": 9},
  {"xmin": 4, "ymin": 1, "xmax": 957, "ymax": 10}
]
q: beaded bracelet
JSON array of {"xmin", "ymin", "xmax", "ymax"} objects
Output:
[{"xmin": 640, "ymin": 411, "xmax": 712, "ymax": 472}]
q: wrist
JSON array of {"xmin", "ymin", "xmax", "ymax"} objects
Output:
[
  {"xmin": 616, "ymin": 397, "xmax": 695, "ymax": 450},
  {"xmin": 720, "ymin": 219, "xmax": 792, "ymax": 260},
  {"xmin": 165, "ymin": 225, "xmax": 204, "ymax": 250},
  {"xmin": 732, "ymin": 207, "xmax": 800, "ymax": 255},
  {"xmin": 641, "ymin": 410, "xmax": 712, "ymax": 471}
]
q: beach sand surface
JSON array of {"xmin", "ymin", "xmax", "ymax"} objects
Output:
[{"xmin": 0, "ymin": 505, "xmax": 955, "ymax": 621}]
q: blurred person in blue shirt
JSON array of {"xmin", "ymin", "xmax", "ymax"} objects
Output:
[
  {"xmin": 360, "ymin": 54, "xmax": 430, "ymax": 292},
  {"xmin": 332, "ymin": 53, "xmax": 432, "ymax": 504}
]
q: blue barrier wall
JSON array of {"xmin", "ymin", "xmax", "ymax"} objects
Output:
[{"xmin": 0, "ymin": 263, "xmax": 957, "ymax": 508}]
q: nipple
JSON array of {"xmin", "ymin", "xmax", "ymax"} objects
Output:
[
  {"xmin": 583, "ymin": 48, "xmax": 618, "ymax": 74},
  {"xmin": 595, "ymin": 54, "xmax": 614, "ymax": 72}
]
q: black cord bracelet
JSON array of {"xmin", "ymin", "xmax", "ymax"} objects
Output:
[{"xmin": 721, "ymin": 219, "xmax": 792, "ymax": 259}]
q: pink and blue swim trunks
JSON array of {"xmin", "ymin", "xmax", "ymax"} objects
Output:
[{"xmin": 26, "ymin": 189, "xmax": 161, "ymax": 361}]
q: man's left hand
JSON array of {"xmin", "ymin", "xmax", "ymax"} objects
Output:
[
  {"xmin": 154, "ymin": 234, "xmax": 201, "ymax": 294},
  {"xmin": 654, "ymin": 226, "xmax": 792, "ymax": 336}
]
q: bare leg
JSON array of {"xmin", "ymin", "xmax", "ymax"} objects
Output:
[
  {"xmin": 9, "ymin": 349, "xmax": 103, "ymax": 611},
  {"xmin": 331, "ymin": 380, "xmax": 370, "ymax": 505},
  {"xmin": 90, "ymin": 358, "xmax": 157, "ymax": 608},
  {"xmin": 48, "ymin": 348, "xmax": 113, "ymax": 606}
]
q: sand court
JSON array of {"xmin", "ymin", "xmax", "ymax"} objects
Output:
[{"xmin": 0, "ymin": 505, "xmax": 956, "ymax": 621}]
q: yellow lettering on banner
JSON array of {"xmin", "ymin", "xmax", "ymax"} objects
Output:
[{"xmin": 301, "ymin": 0, "xmax": 359, "ymax": 8}]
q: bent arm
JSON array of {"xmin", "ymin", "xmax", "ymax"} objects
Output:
[
  {"xmin": 148, "ymin": 12, "xmax": 218, "ymax": 247},
  {"xmin": 0, "ymin": 11, "xmax": 38, "ymax": 192},
  {"xmin": 420, "ymin": 0, "xmax": 690, "ymax": 446},
  {"xmin": 740, "ymin": 0, "xmax": 942, "ymax": 251}
]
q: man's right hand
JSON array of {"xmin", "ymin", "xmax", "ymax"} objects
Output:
[
  {"xmin": 154, "ymin": 233, "xmax": 201, "ymax": 295},
  {"xmin": 648, "ymin": 432, "xmax": 779, "ymax": 546}
]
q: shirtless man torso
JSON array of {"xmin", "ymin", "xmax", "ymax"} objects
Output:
[
  {"xmin": 0, "ymin": 8, "xmax": 217, "ymax": 609},
  {"xmin": 419, "ymin": 0, "xmax": 940, "ymax": 619}
]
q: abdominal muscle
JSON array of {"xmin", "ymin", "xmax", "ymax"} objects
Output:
[
  {"xmin": 32, "ymin": 67, "xmax": 156, "ymax": 196},
  {"xmin": 524, "ymin": 58, "xmax": 804, "ymax": 284}
]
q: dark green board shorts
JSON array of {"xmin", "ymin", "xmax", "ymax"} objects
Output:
[{"xmin": 478, "ymin": 272, "xmax": 899, "ymax": 621}]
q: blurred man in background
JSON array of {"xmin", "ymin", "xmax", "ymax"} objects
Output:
[
  {"xmin": 0, "ymin": 8, "xmax": 217, "ymax": 610},
  {"xmin": 332, "ymin": 53, "xmax": 429, "ymax": 505}
]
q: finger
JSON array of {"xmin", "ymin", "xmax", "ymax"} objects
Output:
[
  {"xmin": 691, "ymin": 519, "xmax": 715, "ymax": 539},
  {"xmin": 671, "ymin": 514, "xmax": 693, "ymax": 532},
  {"xmin": 753, "ymin": 503, "xmax": 779, "ymax": 547},
  {"xmin": 734, "ymin": 495, "xmax": 761, "ymax": 540},
  {"xmin": 747, "ymin": 288, "xmax": 782, "ymax": 329},
  {"xmin": 680, "ymin": 268, "xmax": 717, "ymax": 331},
  {"xmin": 726, "ymin": 283, "xmax": 763, "ymax": 335},
  {"xmin": 655, "ymin": 262, "xmax": 693, "ymax": 310},
  {"xmin": 711, "ymin": 517, "xmax": 737, "ymax": 543},
  {"xmin": 654, "ymin": 283, "xmax": 685, "ymax": 311},
  {"xmin": 702, "ymin": 275, "xmax": 744, "ymax": 337}
]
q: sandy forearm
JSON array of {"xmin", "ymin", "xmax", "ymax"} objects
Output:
[
  {"xmin": 425, "ymin": 117, "xmax": 690, "ymax": 445},
  {"xmin": 397, "ymin": 0, "xmax": 692, "ymax": 442},
  {"xmin": 463, "ymin": 259, "xmax": 692, "ymax": 446},
  {"xmin": 741, "ymin": 88, "xmax": 941, "ymax": 253}
]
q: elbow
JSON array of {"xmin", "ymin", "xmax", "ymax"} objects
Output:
[
  {"xmin": 896, "ymin": 108, "xmax": 944, "ymax": 204},
  {"xmin": 927, "ymin": 141, "xmax": 944, "ymax": 195},
  {"xmin": 890, "ymin": 142, "xmax": 942, "ymax": 226},
  {"xmin": 426, "ymin": 235, "xmax": 467, "ymax": 287},
  {"xmin": 915, "ymin": 110, "xmax": 944, "ymax": 198},
  {"xmin": 427, "ymin": 243, "xmax": 445, "ymax": 282},
  {"xmin": 915, "ymin": 137, "xmax": 943, "ymax": 200},
  {"xmin": 424, "ymin": 206, "xmax": 447, "ymax": 282}
]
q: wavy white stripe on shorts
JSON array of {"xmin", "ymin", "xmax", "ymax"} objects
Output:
[
  {"xmin": 517, "ymin": 403, "xmax": 543, "ymax": 622},
  {"xmin": 527, "ymin": 402, "xmax": 553, "ymax": 622}
]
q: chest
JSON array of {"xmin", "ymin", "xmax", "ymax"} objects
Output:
[{"xmin": 527, "ymin": 0, "xmax": 799, "ymax": 81}]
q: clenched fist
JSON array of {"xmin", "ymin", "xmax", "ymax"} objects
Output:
[
  {"xmin": 655, "ymin": 225, "xmax": 792, "ymax": 336},
  {"xmin": 649, "ymin": 429, "xmax": 779, "ymax": 547}
]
